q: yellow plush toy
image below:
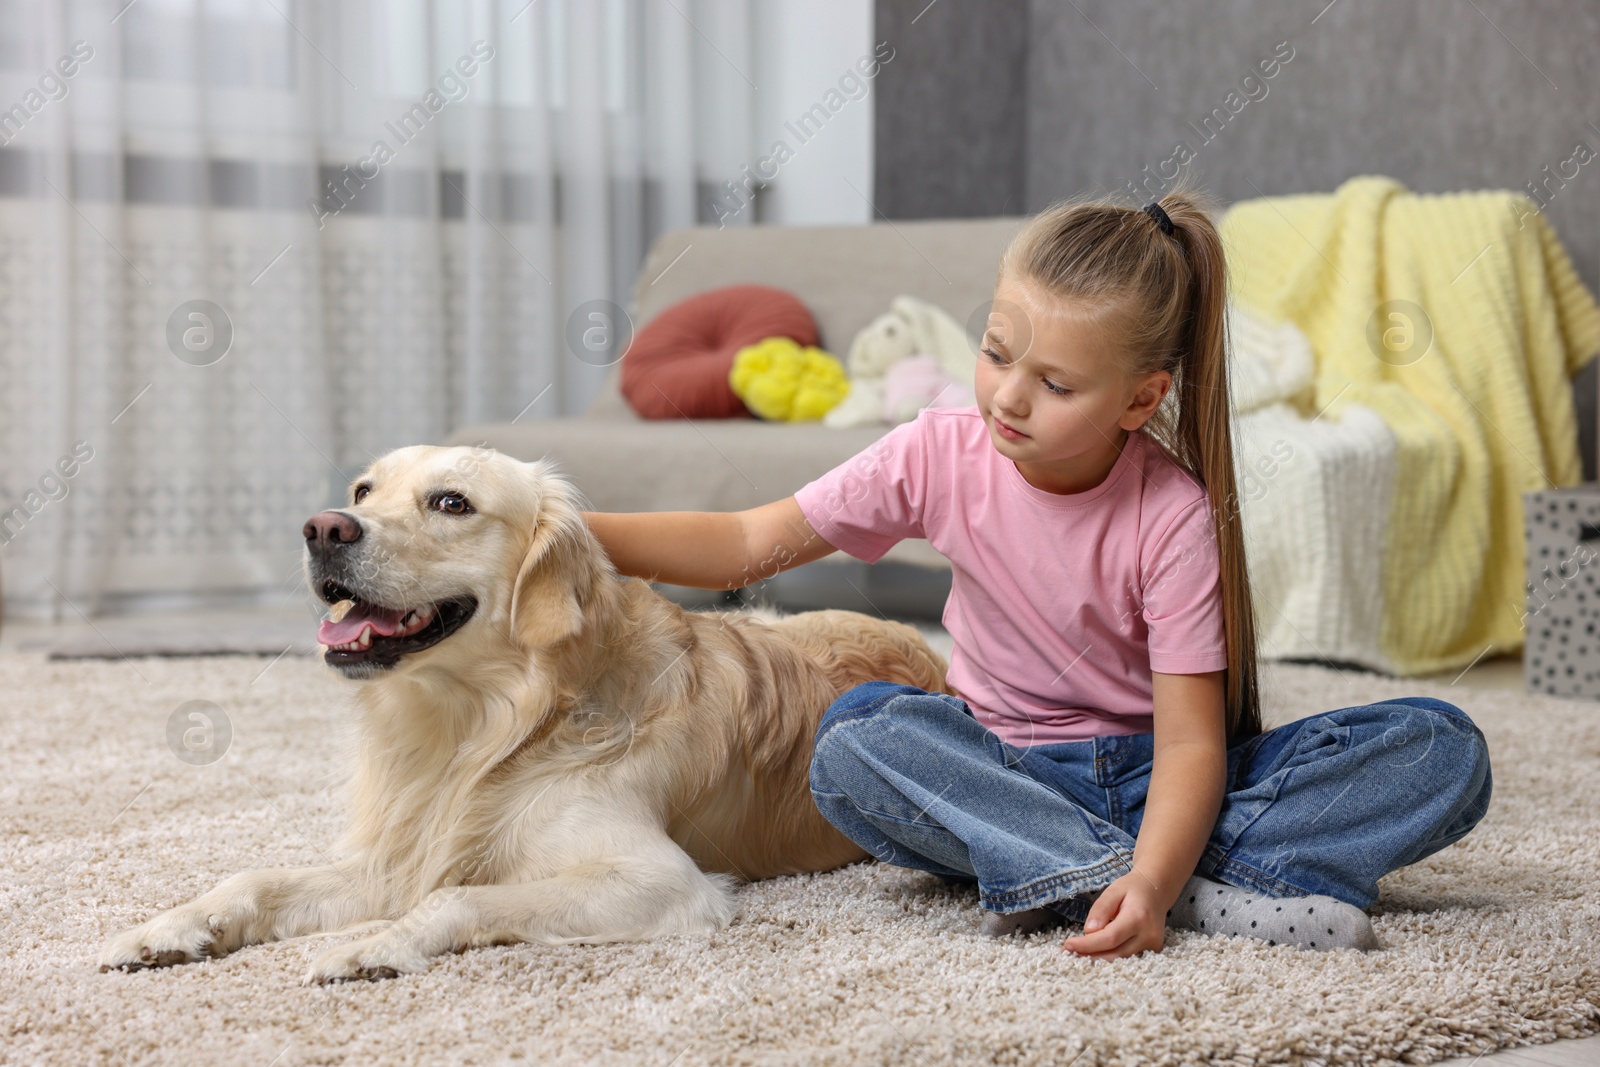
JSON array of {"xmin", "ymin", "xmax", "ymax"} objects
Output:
[{"xmin": 728, "ymin": 337, "xmax": 849, "ymax": 421}]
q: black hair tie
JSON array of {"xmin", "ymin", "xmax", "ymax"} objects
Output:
[{"xmin": 1144, "ymin": 201, "xmax": 1175, "ymax": 236}]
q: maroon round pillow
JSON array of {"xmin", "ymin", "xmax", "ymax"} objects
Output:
[{"xmin": 620, "ymin": 284, "xmax": 819, "ymax": 419}]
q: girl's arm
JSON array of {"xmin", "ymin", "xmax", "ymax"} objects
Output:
[
  {"xmin": 580, "ymin": 497, "xmax": 838, "ymax": 590},
  {"xmin": 1131, "ymin": 669, "xmax": 1228, "ymax": 896},
  {"xmin": 1063, "ymin": 669, "xmax": 1227, "ymax": 959}
]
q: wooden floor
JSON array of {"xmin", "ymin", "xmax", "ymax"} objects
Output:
[
  {"xmin": 1435, "ymin": 1035, "xmax": 1600, "ymax": 1066},
  {"xmin": 1, "ymin": 609, "xmax": 1593, "ymax": 1066}
]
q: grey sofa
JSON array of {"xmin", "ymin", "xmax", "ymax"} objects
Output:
[{"xmin": 446, "ymin": 216, "xmax": 1031, "ymax": 581}]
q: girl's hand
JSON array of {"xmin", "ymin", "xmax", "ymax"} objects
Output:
[{"xmin": 1060, "ymin": 872, "xmax": 1168, "ymax": 960}]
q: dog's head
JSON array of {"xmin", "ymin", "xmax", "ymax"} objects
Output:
[{"xmin": 302, "ymin": 444, "xmax": 604, "ymax": 680}]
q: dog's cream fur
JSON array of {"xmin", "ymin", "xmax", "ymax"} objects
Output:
[{"xmin": 100, "ymin": 445, "xmax": 950, "ymax": 982}]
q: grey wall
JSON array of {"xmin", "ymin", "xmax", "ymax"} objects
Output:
[
  {"xmin": 873, "ymin": 0, "xmax": 1600, "ymax": 475},
  {"xmin": 1021, "ymin": 0, "xmax": 1599, "ymax": 293},
  {"xmin": 871, "ymin": 0, "xmax": 1028, "ymax": 218},
  {"xmin": 874, "ymin": 0, "xmax": 1598, "ymax": 291}
]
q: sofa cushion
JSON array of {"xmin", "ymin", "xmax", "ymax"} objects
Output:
[
  {"xmin": 585, "ymin": 216, "xmax": 1031, "ymax": 420},
  {"xmin": 618, "ymin": 284, "xmax": 818, "ymax": 420}
]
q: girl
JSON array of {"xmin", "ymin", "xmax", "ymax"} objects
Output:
[{"xmin": 582, "ymin": 188, "xmax": 1492, "ymax": 961}]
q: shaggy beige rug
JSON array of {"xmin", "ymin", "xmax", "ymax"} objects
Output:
[{"xmin": 1, "ymin": 647, "xmax": 1596, "ymax": 1067}]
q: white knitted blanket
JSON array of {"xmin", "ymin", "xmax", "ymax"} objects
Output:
[{"xmin": 1228, "ymin": 304, "xmax": 1400, "ymax": 672}]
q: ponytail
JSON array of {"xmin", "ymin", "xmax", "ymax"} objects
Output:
[{"xmin": 1160, "ymin": 193, "xmax": 1262, "ymax": 740}]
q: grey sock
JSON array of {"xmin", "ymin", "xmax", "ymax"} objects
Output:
[
  {"xmin": 1164, "ymin": 875, "xmax": 1380, "ymax": 951},
  {"xmin": 979, "ymin": 906, "xmax": 1061, "ymax": 938}
]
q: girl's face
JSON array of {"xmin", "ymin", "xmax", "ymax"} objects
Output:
[{"xmin": 975, "ymin": 272, "xmax": 1171, "ymax": 495}]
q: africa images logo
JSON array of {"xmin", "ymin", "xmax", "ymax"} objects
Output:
[
  {"xmin": 308, "ymin": 41, "xmax": 497, "ymax": 229},
  {"xmin": 1115, "ymin": 41, "xmax": 1296, "ymax": 203}
]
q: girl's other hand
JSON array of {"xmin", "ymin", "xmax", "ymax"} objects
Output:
[{"xmin": 1061, "ymin": 872, "xmax": 1167, "ymax": 960}]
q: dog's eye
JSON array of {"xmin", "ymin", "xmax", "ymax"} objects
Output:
[
  {"xmin": 434, "ymin": 492, "xmax": 473, "ymax": 516},
  {"xmin": 353, "ymin": 484, "xmax": 370, "ymax": 504}
]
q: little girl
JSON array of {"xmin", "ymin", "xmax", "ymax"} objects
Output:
[{"xmin": 584, "ymin": 188, "xmax": 1493, "ymax": 960}]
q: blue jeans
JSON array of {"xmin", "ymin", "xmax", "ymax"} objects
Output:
[{"xmin": 809, "ymin": 681, "xmax": 1492, "ymax": 921}]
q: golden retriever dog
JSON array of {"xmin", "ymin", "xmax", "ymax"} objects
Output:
[{"xmin": 100, "ymin": 444, "xmax": 950, "ymax": 983}]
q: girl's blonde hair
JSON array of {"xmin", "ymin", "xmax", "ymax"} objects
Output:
[{"xmin": 997, "ymin": 185, "xmax": 1262, "ymax": 741}]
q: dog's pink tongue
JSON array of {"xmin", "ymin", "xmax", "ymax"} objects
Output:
[{"xmin": 318, "ymin": 602, "xmax": 407, "ymax": 645}]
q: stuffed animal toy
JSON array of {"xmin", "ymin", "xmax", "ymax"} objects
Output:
[
  {"xmin": 1226, "ymin": 302, "xmax": 1316, "ymax": 414},
  {"xmin": 823, "ymin": 295, "xmax": 979, "ymax": 428},
  {"xmin": 882, "ymin": 355, "xmax": 974, "ymax": 423},
  {"xmin": 727, "ymin": 336, "xmax": 850, "ymax": 421}
]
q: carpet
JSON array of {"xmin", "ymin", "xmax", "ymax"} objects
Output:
[
  {"xmin": 42, "ymin": 618, "xmax": 319, "ymax": 660},
  {"xmin": 1, "ymin": 649, "xmax": 1596, "ymax": 1067}
]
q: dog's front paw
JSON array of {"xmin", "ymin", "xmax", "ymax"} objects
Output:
[
  {"xmin": 99, "ymin": 910, "xmax": 228, "ymax": 972},
  {"xmin": 304, "ymin": 934, "xmax": 430, "ymax": 985}
]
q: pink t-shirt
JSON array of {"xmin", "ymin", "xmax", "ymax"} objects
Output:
[{"xmin": 793, "ymin": 405, "xmax": 1228, "ymax": 747}]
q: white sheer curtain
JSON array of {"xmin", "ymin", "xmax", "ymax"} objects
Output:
[{"xmin": 0, "ymin": 0, "xmax": 755, "ymax": 619}]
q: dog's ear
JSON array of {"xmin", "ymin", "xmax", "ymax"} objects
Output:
[{"xmin": 508, "ymin": 514, "xmax": 586, "ymax": 650}]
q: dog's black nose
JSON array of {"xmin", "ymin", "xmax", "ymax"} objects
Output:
[{"xmin": 304, "ymin": 510, "xmax": 363, "ymax": 550}]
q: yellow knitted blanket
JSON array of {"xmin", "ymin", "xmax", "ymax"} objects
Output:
[{"xmin": 1220, "ymin": 176, "xmax": 1600, "ymax": 675}]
